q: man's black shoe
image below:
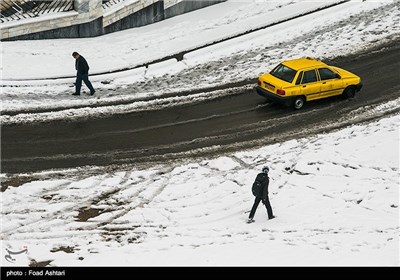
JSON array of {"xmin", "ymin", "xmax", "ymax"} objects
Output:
[
  {"xmin": 90, "ymin": 91, "xmax": 95, "ymax": 96},
  {"xmin": 246, "ymin": 218, "xmax": 255, "ymax": 224},
  {"xmin": 72, "ymin": 93, "xmax": 80, "ymax": 95}
]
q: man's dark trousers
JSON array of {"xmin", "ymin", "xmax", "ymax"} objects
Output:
[
  {"xmin": 75, "ymin": 73, "xmax": 95, "ymax": 94},
  {"xmin": 249, "ymin": 196, "xmax": 274, "ymax": 219}
]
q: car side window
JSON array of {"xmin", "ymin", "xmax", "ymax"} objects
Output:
[
  {"xmin": 318, "ymin": 68, "xmax": 337, "ymax": 80},
  {"xmin": 301, "ymin": 70, "xmax": 317, "ymax": 84},
  {"xmin": 295, "ymin": 71, "xmax": 303, "ymax": 85}
]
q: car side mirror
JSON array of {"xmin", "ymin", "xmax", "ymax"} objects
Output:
[{"xmin": 335, "ymin": 73, "xmax": 341, "ymax": 79}]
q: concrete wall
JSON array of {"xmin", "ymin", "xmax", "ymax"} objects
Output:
[
  {"xmin": 1, "ymin": 0, "xmax": 226, "ymax": 41},
  {"xmin": 103, "ymin": 0, "xmax": 225, "ymax": 35},
  {"xmin": 1, "ymin": 0, "xmax": 104, "ymax": 41},
  {"xmin": 104, "ymin": 0, "xmax": 164, "ymax": 34},
  {"xmin": 164, "ymin": 0, "xmax": 224, "ymax": 19},
  {"xmin": 3, "ymin": 17, "xmax": 103, "ymax": 41}
]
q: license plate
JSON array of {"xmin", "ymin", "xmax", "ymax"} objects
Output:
[{"xmin": 264, "ymin": 84, "xmax": 274, "ymax": 92}]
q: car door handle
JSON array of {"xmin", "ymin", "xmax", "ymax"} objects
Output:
[
  {"xmin": 322, "ymin": 82, "xmax": 326, "ymax": 84},
  {"xmin": 302, "ymin": 85, "xmax": 306, "ymax": 88}
]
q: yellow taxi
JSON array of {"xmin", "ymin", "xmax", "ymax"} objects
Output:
[{"xmin": 255, "ymin": 57, "xmax": 362, "ymax": 109}]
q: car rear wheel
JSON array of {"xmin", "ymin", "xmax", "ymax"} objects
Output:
[
  {"xmin": 293, "ymin": 96, "xmax": 305, "ymax": 110},
  {"xmin": 342, "ymin": 87, "xmax": 356, "ymax": 99}
]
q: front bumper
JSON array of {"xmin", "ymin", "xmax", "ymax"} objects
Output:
[{"xmin": 255, "ymin": 86, "xmax": 294, "ymax": 106}]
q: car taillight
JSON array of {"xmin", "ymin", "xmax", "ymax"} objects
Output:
[
  {"xmin": 257, "ymin": 79, "xmax": 261, "ymax": 86},
  {"xmin": 277, "ymin": 89, "xmax": 286, "ymax": 95}
]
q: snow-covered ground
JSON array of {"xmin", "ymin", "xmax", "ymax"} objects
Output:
[
  {"xmin": 1, "ymin": 0, "xmax": 399, "ymax": 267},
  {"xmin": 1, "ymin": 112, "xmax": 398, "ymax": 266}
]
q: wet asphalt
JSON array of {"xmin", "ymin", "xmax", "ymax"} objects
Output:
[{"xmin": 1, "ymin": 39, "xmax": 399, "ymax": 174}]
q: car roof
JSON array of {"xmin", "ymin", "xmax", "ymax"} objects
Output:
[{"xmin": 282, "ymin": 57, "xmax": 328, "ymax": 71}]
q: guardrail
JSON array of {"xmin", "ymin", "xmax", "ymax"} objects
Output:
[{"xmin": 0, "ymin": 0, "xmax": 74, "ymax": 23}]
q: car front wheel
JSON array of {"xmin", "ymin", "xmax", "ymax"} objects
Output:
[
  {"xmin": 293, "ymin": 96, "xmax": 305, "ymax": 110},
  {"xmin": 342, "ymin": 87, "xmax": 356, "ymax": 99}
]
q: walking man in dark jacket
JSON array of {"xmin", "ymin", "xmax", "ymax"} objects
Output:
[
  {"xmin": 72, "ymin": 51, "xmax": 95, "ymax": 96},
  {"xmin": 247, "ymin": 166, "xmax": 275, "ymax": 223}
]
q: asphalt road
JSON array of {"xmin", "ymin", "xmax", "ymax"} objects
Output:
[{"xmin": 2, "ymin": 39, "xmax": 399, "ymax": 174}]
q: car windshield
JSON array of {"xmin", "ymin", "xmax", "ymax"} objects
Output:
[{"xmin": 270, "ymin": 64, "xmax": 297, "ymax": 83}]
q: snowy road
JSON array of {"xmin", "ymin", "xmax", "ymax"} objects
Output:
[
  {"xmin": 1, "ymin": 111, "xmax": 398, "ymax": 267},
  {"xmin": 2, "ymin": 40, "xmax": 400, "ymax": 174},
  {"xmin": 1, "ymin": 0, "xmax": 399, "ymax": 267}
]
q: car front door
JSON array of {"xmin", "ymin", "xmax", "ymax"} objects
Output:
[
  {"xmin": 300, "ymin": 69, "xmax": 320, "ymax": 101},
  {"xmin": 318, "ymin": 67, "xmax": 343, "ymax": 97}
]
